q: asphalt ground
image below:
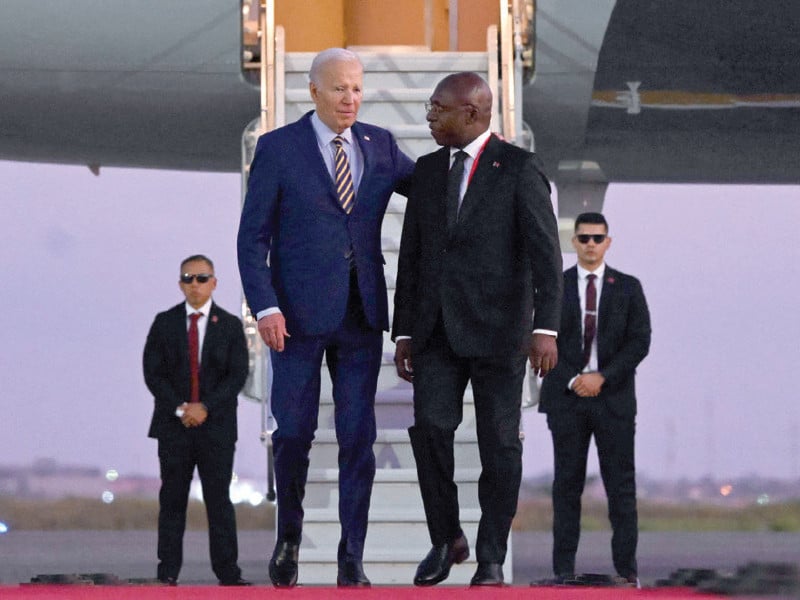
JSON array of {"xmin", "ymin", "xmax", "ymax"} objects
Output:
[{"xmin": 1, "ymin": 530, "xmax": 798, "ymax": 587}]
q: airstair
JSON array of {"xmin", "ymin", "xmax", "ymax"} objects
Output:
[{"xmin": 240, "ymin": 2, "xmax": 532, "ymax": 585}]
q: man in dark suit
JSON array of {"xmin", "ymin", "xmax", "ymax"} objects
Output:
[
  {"xmin": 392, "ymin": 72, "xmax": 563, "ymax": 587},
  {"xmin": 143, "ymin": 254, "xmax": 250, "ymax": 586},
  {"xmin": 237, "ymin": 48, "xmax": 414, "ymax": 588},
  {"xmin": 539, "ymin": 212, "xmax": 651, "ymax": 586}
]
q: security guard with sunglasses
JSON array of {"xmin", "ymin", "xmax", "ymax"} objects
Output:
[
  {"xmin": 539, "ymin": 213, "xmax": 651, "ymax": 587},
  {"xmin": 143, "ymin": 254, "xmax": 250, "ymax": 586}
]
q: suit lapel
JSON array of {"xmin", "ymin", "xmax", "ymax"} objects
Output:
[
  {"xmin": 298, "ymin": 113, "xmax": 342, "ymax": 209},
  {"xmin": 564, "ymin": 268, "xmax": 582, "ymax": 351},
  {"xmin": 455, "ymin": 135, "xmax": 504, "ymax": 225},
  {"xmin": 174, "ymin": 304, "xmax": 190, "ymax": 371},
  {"xmin": 597, "ymin": 266, "xmax": 617, "ymax": 341},
  {"xmin": 201, "ymin": 303, "xmax": 220, "ymax": 365}
]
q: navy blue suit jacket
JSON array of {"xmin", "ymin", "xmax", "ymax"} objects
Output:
[
  {"xmin": 238, "ymin": 112, "xmax": 414, "ymax": 336},
  {"xmin": 539, "ymin": 265, "xmax": 651, "ymax": 418}
]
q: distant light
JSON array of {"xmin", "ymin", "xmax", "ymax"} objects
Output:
[
  {"xmin": 248, "ymin": 492, "xmax": 265, "ymax": 506},
  {"xmin": 102, "ymin": 491, "xmax": 115, "ymax": 504},
  {"xmin": 719, "ymin": 484, "xmax": 733, "ymax": 497},
  {"xmin": 105, "ymin": 469, "xmax": 119, "ymax": 482},
  {"xmin": 757, "ymin": 493, "xmax": 770, "ymax": 505},
  {"xmin": 0, "ymin": 522, "xmax": 8, "ymax": 534}
]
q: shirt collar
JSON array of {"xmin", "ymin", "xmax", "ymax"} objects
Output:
[
  {"xmin": 577, "ymin": 263, "xmax": 606, "ymax": 281},
  {"xmin": 311, "ymin": 111, "xmax": 353, "ymax": 147},
  {"xmin": 185, "ymin": 298, "xmax": 212, "ymax": 317},
  {"xmin": 451, "ymin": 128, "xmax": 492, "ymax": 160}
]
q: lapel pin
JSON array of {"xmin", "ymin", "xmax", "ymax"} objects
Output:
[
  {"xmin": 606, "ymin": 277, "xmax": 615, "ymax": 284},
  {"xmin": 211, "ymin": 315, "xmax": 219, "ymax": 323},
  {"xmin": 492, "ymin": 161, "xmax": 500, "ymax": 168},
  {"xmin": 363, "ymin": 135, "xmax": 371, "ymax": 141}
]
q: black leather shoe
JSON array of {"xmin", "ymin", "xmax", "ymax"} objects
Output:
[
  {"xmin": 269, "ymin": 540, "xmax": 299, "ymax": 587},
  {"xmin": 470, "ymin": 562, "xmax": 504, "ymax": 586},
  {"xmin": 157, "ymin": 576, "xmax": 178, "ymax": 586},
  {"xmin": 337, "ymin": 560, "xmax": 371, "ymax": 587},
  {"xmin": 413, "ymin": 533, "xmax": 470, "ymax": 586},
  {"xmin": 219, "ymin": 577, "xmax": 253, "ymax": 586}
]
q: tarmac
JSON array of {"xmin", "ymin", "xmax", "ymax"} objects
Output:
[{"xmin": 1, "ymin": 529, "xmax": 798, "ymax": 588}]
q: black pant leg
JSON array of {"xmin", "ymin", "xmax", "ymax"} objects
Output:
[
  {"xmin": 195, "ymin": 432, "xmax": 240, "ymax": 582},
  {"xmin": 469, "ymin": 353, "xmax": 526, "ymax": 564},
  {"xmin": 593, "ymin": 407, "xmax": 638, "ymax": 578},
  {"xmin": 411, "ymin": 319, "xmax": 470, "ymax": 545},
  {"xmin": 547, "ymin": 406, "xmax": 593, "ymax": 576},
  {"xmin": 156, "ymin": 437, "xmax": 195, "ymax": 580}
]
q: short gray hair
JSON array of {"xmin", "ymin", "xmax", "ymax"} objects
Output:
[{"xmin": 309, "ymin": 48, "xmax": 363, "ymax": 84}]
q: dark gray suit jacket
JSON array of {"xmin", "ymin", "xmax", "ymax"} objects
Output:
[
  {"xmin": 539, "ymin": 265, "xmax": 651, "ymax": 418},
  {"xmin": 392, "ymin": 134, "xmax": 562, "ymax": 357},
  {"xmin": 143, "ymin": 302, "xmax": 248, "ymax": 445}
]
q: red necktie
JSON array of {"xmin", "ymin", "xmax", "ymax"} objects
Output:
[
  {"xmin": 188, "ymin": 312, "xmax": 201, "ymax": 403},
  {"xmin": 582, "ymin": 274, "xmax": 597, "ymax": 368}
]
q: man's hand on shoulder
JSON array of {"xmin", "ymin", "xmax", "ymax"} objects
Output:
[
  {"xmin": 258, "ymin": 313, "xmax": 290, "ymax": 352},
  {"xmin": 394, "ymin": 338, "xmax": 414, "ymax": 382},
  {"xmin": 529, "ymin": 333, "xmax": 558, "ymax": 377}
]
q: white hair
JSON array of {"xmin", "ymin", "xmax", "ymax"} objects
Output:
[{"xmin": 309, "ymin": 48, "xmax": 363, "ymax": 84}]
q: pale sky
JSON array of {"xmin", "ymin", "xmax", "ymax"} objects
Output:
[{"xmin": 1, "ymin": 160, "xmax": 798, "ymax": 481}]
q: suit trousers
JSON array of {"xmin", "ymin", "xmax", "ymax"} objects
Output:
[
  {"xmin": 156, "ymin": 430, "xmax": 240, "ymax": 582},
  {"xmin": 547, "ymin": 398, "xmax": 638, "ymax": 578},
  {"xmin": 270, "ymin": 274, "xmax": 382, "ymax": 561},
  {"xmin": 411, "ymin": 319, "xmax": 525, "ymax": 563}
]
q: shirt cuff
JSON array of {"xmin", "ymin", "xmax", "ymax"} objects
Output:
[
  {"xmin": 533, "ymin": 328, "xmax": 558, "ymax": 338},
  {"xmin": 256, "ymin": 307, "xmax": 282, "ymax": 321}
]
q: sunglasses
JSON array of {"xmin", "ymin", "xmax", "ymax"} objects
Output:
[
  {"xmin": 575, "ymin": 234, "xmax": 607, "ymax": 244},
  {"xmin": 180, "ymin": 273, "xmax": 214, "ymax": 284}
]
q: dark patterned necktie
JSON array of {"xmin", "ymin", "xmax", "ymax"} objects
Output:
[
  {"xmin": 189, "ymin": 312, "xmax": 201, "ymax": 403},
  {"xmin": 582, "ymin": 274, "xmax": 597, "ymax": 368},
  {"xmin": 446, "ymin": 150, "xmax": 468, "ymax": 234},
  {"xmin": 333, "ymin": 136, "xmax": 355, "ymax": 214}
]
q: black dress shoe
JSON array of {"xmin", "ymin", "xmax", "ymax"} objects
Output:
[
  {"xmin": 269, "ymin": 540, "xmax": 299, "ymax": 587},
  {"xmin": 157, "ymin": 576, "xmax": 178, "ymax": 586},
  {"xmin": 337, "ymin": 560, "xmax": 371, "ymax": 587},
  {"xmin": 219, "ymin": 577, "xmax": 253, "ymax": 586},
  {"xmin": 413, "ymin": 532, "xmax": 470, "ymax": 586},
  {"xmin": 470, "ymin": 562, "xmax": 504, "ymax": 586}
]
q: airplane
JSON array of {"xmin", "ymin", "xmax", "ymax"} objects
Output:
[{"xmin": 2, "ymin": 0, "xmax": 798, "ymax": 220}]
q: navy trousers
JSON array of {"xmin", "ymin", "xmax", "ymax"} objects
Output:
[{"xmin": 270, "ymin": 281, "xmax": 382, "ymax": 561}]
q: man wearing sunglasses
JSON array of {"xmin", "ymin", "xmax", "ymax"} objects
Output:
[
  {"xmin": 539, "ymin": 213, "xmax": 651, "ymax": 587},
  {"xmin": 143, "ymin": 254, "xmax": 250, "ymax": 586}
]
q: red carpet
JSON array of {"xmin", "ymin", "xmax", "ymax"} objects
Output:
[{"xmin": 0, "ymin": 586, "xmax": 725, "ymax": 599}]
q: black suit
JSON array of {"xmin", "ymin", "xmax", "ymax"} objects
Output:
[
  {"xmin": 539, "ymin": 265, "xmax": 651, "ymax": 578},
  {"xmin": 143, "ymin": 301, "xmax": 249, "ymax": 582},
  {"xmin": 393, "ymin": 134, "xmax": 562, "ymax": 563}
]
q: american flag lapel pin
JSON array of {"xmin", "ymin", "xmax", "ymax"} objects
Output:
[{"xmin": 492, "ymin": 161, "xmax": 500, "ymax": 168}]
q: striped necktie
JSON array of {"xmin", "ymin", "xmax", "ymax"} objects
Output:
[{"xmin": 333, "ymin": 136, "xmax": 355, "ymax": 214}]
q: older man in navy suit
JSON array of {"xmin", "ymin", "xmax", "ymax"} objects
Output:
[
  {"xmin": 539, "ymin": 212, "xmax": 651, "ymax": 587},
  {"xmin": 237, "ymin": 48, "xmax": 414, "ymax": 588}
]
